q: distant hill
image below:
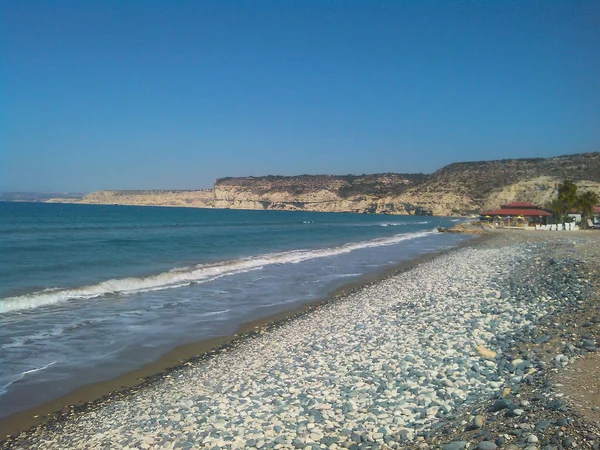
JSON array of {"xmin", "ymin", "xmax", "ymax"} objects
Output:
[
  {"xmin": 47, "ymin": 152, "xmax": 600, "ymax": 216},
  {"xmin": 397, "ymin": 152, "xmax": 600, "ymax": 215}
]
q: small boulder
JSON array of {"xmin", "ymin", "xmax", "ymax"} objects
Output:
[
  {"xmin": 442, "ymin": 441, "xmax": 468, "ymax": 450},
  {"xmin": 477, "ymin": 346, "xmax": 497, "ymax": 360},
  {"xmin": 491, "ymin": 398, "xmax": 511, "ymax": 412},
  {"xmin": 472, "ymin": 415, "xmax": 486, "ymax": 429}
]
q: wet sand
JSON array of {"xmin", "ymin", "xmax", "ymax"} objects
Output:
[{"xmin": 0, "ymin": 233, "xmax": 493, "ymax": 439}]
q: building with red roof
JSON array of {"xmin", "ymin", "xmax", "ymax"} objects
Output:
[
  {"xmin": 482, "ymin": 208, "xmax": 552, "ymax": 218},
  {"xmin": 481, "ymin": 201, "xmax": 551, "ymax": 224},
  {"xmin": 500, "ymin": 202, "xmax": 543, "ymax": 209}
]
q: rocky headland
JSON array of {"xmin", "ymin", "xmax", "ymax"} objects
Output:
[{"xmin": 46, "ymin": 152, "xmax": 600, "ymax": 216}]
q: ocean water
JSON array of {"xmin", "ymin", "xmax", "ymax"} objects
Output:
[{"xmin": 0, "ymin": 202, "xmax": 470, "ymax": 418}]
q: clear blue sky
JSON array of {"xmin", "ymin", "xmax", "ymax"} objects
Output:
[{"xmin": 2, "ymin": 1, "xmax": 599, "ymax": 192}]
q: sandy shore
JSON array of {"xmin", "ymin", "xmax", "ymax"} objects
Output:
[{"xmin": 2, "ymin": 230, "xmax": 599, "ymax": 449}]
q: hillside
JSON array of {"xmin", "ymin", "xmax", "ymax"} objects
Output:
[
  {"xmin": 395, "ymin": 152, "xmax": 600, "ymax": 215},
  {"xmin": 47, "ymin": 152, "xmax": 600, "ymax": 216}
]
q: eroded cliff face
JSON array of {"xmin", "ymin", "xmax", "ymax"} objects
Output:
[
  {"xmin": 211, "ymin": 174, "xmax": 418, "ymax": 214},
  {"xmin": 75, "ymin": 190, "xmax": 214, "ymax": 208},
  {"xmin": 210, "ymin": 153, "xmax": 600, "ymax": 215},
  {"xmin": 482, "ymin": 177, "xmax": 600, "ymax": 211},
  {"xmin": 49, "ymin": 153, "xmax": 600, "ymax": 216}
]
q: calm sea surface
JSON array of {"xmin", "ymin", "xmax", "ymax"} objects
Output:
[{"xmin": 0, "ymin": 202, "xmax": 470, "ymax": 418}]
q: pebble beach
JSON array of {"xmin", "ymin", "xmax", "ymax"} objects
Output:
[{"xmin": 2, "ymin": 230, "xmax": 600, "ymax": 450}]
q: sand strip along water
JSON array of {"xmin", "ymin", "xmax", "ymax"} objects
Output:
[
  {"xmin": 7, "ymin": 231, "xmax": 598, "ymax": 449},
  {"xmin": 0, "ymin": 233, "xmax": 490, "ymax": 441}
]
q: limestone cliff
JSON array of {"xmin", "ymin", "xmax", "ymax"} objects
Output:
[
  {"xmin": 212, "ymin": 174, "xmax": 426, "ymax": 214},
  {"xmin": 67, "ymin": 190, "xmax": 214, "ymax": 208},
  {"xmin": 210, "ymin": 153, "xmax": 600, "ymax": 215},
  {"xmin": 48, "ymin": 152, "xmax": 600, "ymax": 216}
]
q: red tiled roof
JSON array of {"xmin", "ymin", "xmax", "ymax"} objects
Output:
[
  {"xmin": 594, "ymin": 206, "xmax": 600, "ymax": 213},
  {"xmin": 500, "ymin": 202, "xmax": 541, "ymax": 209},
  {"xmin": 481, "ymin": 208, "xmax": 552, "ymax": 217}
]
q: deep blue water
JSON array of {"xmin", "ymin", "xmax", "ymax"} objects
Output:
[{"xmin": 0, "ymin": 202, "xmax": 470, "ymax": 418}]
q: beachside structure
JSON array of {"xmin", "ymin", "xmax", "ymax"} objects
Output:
[
  {"xmin": 480, "ymin": 201, "xmax": 552, "ymax": 226},
  {"xmin": 568, "ymin": 205, "xmax": 600, "ymax": 227},
  {"xmin": 567, "ymin": 211, "xmax": 582, "ymax": 223}
]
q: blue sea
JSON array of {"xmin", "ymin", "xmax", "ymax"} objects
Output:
[{"xmin": 0, "ymin": 202, "xmax": 470, "ymax": 418}]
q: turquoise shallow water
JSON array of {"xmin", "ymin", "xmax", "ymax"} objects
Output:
[{"xmin": 0, "ymin": 202, "xmax": 470, "ymax": 418}]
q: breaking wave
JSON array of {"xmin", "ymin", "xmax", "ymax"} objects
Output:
[{"xmin": 0, "ymin": 230, "xmax": 438, "ymax": 314}]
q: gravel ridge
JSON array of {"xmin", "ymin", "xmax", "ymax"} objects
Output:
[{"xmin": 3, "ymin": 232, "xmax": 600, "ymax": 450}]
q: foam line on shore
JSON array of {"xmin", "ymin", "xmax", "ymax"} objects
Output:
[
  {"xmin": 0, "ymin": 230, "xmax": 437, "ymax": 314},
  {"xmin": 0, "ymin": 361, "xmax": 57, "ymax": 396}
]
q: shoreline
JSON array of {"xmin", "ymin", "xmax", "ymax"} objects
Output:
[
  {"xmin": 3, "ymin": 230, "xmax": 599, "ymax": 449},
  {"xmin": 0, "ymin": 232, "xmax": 492, "ymax": 440},
  {"xmin": 9, "ymin": 199, "xmax": 468, "ymax": 218}
]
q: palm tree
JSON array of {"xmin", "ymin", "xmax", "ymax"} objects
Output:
[
  {"xmin": 547, "ymin": 178, "xmax": 579, "ymax": 222},
  {"xmin": 577, "ymin": 191, "xmax": 600, "ymax": 226},
  {"xmin": 558, "ymin": 178, "xmax": 578, "ymax": 210},
  {"xmin": 546, "ymin": 198, "xmax": 567, "ymax": 222}
]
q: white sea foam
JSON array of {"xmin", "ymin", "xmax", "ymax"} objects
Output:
[
  {"xmin": 0, "ymin": 361, "xmax": 57, "ymax": 393},
  {"xmin": 1, "ymin": 326, "xmax": 64, "ymax": 349},
  {"xmin": 201, "ymin": 309, "xmax": 230, "ymax": 317},
  {"xmin": 0, "ymin": 230, "xmax": 438, "ymax": 314},
  {"xmin": 379, "ymin": 221, "xmax": 429, "ymax": 227},
  {"xmin": 351, "ymin": 221, "xmax": 430, "ymax": 227},
  {"xmin": 1, "ymin": 319, "xmax": 107, "ymax": 350}
]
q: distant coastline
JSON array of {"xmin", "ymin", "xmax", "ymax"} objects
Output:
[
  {"xmin": 8, "ymin": 152, "xmax": 600, "ymax": 216},
  {"xmin": 0, "ymin": 193, "xmax": 84, "ymax": 203}
]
